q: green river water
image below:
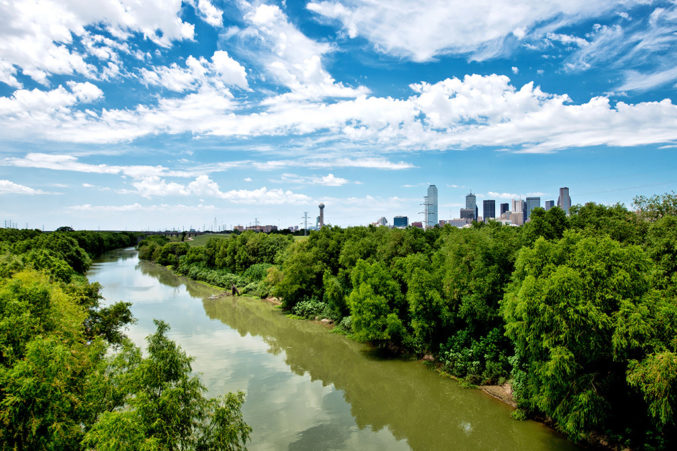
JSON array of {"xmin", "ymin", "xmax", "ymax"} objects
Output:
[{"xmin": 88, "ymin": 248, "xmax": 577, "ymax": 451}]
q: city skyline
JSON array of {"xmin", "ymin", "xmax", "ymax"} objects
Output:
[{"xmin": 0, "ymin": 1, "xmax": 675, "ymax": 230}]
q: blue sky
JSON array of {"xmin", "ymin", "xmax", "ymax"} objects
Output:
[{"xmin": 0, "ymin": 0, "xmax": 676, "ymax": 230}]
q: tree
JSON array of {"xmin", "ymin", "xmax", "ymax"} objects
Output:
[
  {"xmin": 634, "ymin": 191, "xmax": 677, "ymax": 221},
  {"xmin": 82, "ymin": 321, "xmax": 251, "ymax": 450},
  {"xmin": 501, "ymin": 231, "xmax": 672, "ymax": 443},
  {"xmin": 347, "ymin": 260, "xmax": 406, "ymax": 345}
]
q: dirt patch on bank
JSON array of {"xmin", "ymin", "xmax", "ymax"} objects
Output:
[{"xmin": 480, "ymin": 383, "xmax": 516, "ymax": 407}]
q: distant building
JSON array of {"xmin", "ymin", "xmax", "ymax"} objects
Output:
[
  {"xmin": 234, "ymin": 225, "xmax": 244, "ymax": 232},
  {"xmin": 460, "ymin": 208, "xmax": 475, "ymax": 220},
  {"xmin": 447, "ymin": 219, "xmax": 473, "ymax": 228},
  {"xmin": 511, "ymin": 199, "xmax": 527, "ymax": 223},
  {"xmin": 411, "ymin": 221, "xmax": 424, "ymax": 229},
  {"xmin": 393, "ymin": 216, "xmax": 408, "ymax": 228},
  {"xmin": 466, "ymin": 192, "xmax": 478, "ymax": 220},
  {"xmin": 525, "ymin": 197, "xmax": 541, "ymax": 220},
  {"xmin": 483, "ymin": 200, "xmax": 496, "ymax": 221},
  {"xmin": 500, "ymin": 203, "xmax": 509, "ymax": 215},
  {"xmin": 424, "ymin": 185, "xmax": 438, "ymax": 228},
  {"xmin": 246, "ymin": 225, "xmax": 278, "ymax": 233},
  {"xmin": 510, "ymin": 211, "xmax": 525, "ymax": 226},
  {"xmin": 373, "ymin": 217, "xmax": 388, "ymax": 227},
  {"xmin": 557, "ymin": 187, "xmax": 571, "ymax": 215},
  {"xmin": 545, "ymin": 200, "xmax": 555, "ymax": 210}
]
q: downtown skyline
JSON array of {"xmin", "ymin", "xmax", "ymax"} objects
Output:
[{"xmin": 1, "ymin": 1, "xmax": 676, "ymax": 230}]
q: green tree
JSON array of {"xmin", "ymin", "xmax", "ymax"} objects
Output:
[
  {"xmin": 501, "ymin": 231, "xmax": 671, "ymax": 443},
  {"xmin": 347, "ymin": 260, "xmax": 406, "ymax": 345},
  {"xmin": 634, "ymin": 191, "xmax": 677, "ymax": 221},
  {"xmin": 82, "ymin": 321, "xmax": 251, "ymax": 450}
]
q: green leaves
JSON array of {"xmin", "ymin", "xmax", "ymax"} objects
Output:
[{"xmin": 82, "ymin": 321, "xmax": 251, "ymax": 450}]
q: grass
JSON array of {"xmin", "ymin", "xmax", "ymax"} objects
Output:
[{"xmin": 184, "ymin": 233, "xmax": 231, "ymax": 246}]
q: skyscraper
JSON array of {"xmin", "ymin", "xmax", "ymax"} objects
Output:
[
  {"xmin": 500, "ymin": 203, "xmax": 509, "ymax": 215},
  {"xmin": 557, "ymin": 187, "xmax": 571, "ymax": 215},
  {"xmin": 483, "ymin": 200, "xmax": 495, "ymax": 221},
  {"xmin": 525, "ymin": 197, "xmax": 541, "ymax": 220},
  {"xmin": 425, "ymin": 185, "xmax": 438, "ymax": 228},
  {"xmin": 393, "ymin": 216, "xmax": 408, "ymax": 228},
  {"xmin": 545, "ymin": 200, "xmax": 555, "ymax": 210},
  {"xmin": 466, "ymin": 192, "xmax": 478, "ymax": 220}
]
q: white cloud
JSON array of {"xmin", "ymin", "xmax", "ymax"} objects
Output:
[
  {"xmin": 1, "ymin": 153, "xmax": 190, "ymax": 179},
  {"xmin": 130, "ymin": 175, "xmax": 311, "ymax": 204},
  {"xmin": 69, "ymin": 202, "xmax": 217, "ymax": 212},
  {"xmin": 279, "ymin": 173, "xmax": 350, "ymax": 186},
  {"xmin": 234, "ymin": 2, "xmax": 369, "ymax": 100},
  {"xmin": 487, "ymin": 191, "xmax": 546, "ymax": 199},
  {"xmin": 307, "ymin": 0, "xmax": 639, "ymax": 62},
  {"xmin": 0, "ymin": 180, "xmax": 48, "ymax": 195},
  {"xmin": 0, "ymin": 0, "xmax": 201, "ymax": 85},
  {"xmin": 0, "ymin": 82, "xmax": 102, "ymax": 115},
  {"xmin": 244, "ymin": 177, "xmax": 253, "ymax": 182},
  {"xmin": 140, "ymin": 50, "xmax": 248, "ymax": 92},
  {"xmin": 563, "ymin": 4, "xmax": 677, "ymax": 92},
  {"xmin": 2, "ymin": 74, "xmax": 677, "ymax": 154},
  {"xmin": 618, "ymin": 66, "xmax": 677, "ymax": 92},
  {"xmin": 511, "ymin": 66, "xmax": 519, "ymax": 74},
  {"xmin": 189, "ymin": 0, "xmax": 223, "ymax": 27},
  {"xmin": 546, "ymin": 32, "xmax": 589, "ymax": 48}
]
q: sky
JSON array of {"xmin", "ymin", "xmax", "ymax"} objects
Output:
[{"xmin": 0, "ymin": 0, "xmax": 676, "ymax": 230}]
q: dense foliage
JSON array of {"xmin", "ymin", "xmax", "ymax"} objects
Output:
[
  {"xmin": 142, "ymin": 194, "xmax": 677, "ymax": 448},
  {"xmin": 0, "ymin": 230, "xmax": 250, "ymax": 449}
]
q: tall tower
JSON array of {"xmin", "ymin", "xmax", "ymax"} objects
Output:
[
  {"xmin": 466, "ymin": 192, "xmax": 477, "ymax": 220},
  {"xmin": 426, "ymin": 185, "xmax": 438, "ymax": 228},
  {"xmin": 525, "ymin": 197, "xmax": 541, "ymax": 220},
  {"xmin": 318, "ymin": 203, "xmax": 325, "ymax": 228},
  {"xmin": 557, "ymin": 187, "xmax": 571, "ymax": 215},
  {"xmin": 483, "ymin": 199, "xmax": 495, "ymax": 221}
]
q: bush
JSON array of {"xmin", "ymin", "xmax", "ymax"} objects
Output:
[
  {"xmin": 291, "ymin": 299, "xmax": 329, "ymax": 319},
  {"xmin": 242, "ymin": 263, "xmax": 273, "ymax": 283},
  {"xmin": 439, "ymin": 328, "xmax": 510, "ymax": 384}
]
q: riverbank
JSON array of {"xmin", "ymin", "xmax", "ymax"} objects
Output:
[{"xmin": 92, "ymin": 249, "xmax": 579, "ymax": 450}]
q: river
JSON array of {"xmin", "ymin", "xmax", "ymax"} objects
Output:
[{"xmin": 88, "ymin": 248, "xmax": 577, "ymax": 451}]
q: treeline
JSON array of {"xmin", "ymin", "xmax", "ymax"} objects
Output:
[
  {"xmin": 144, "ymin": 194, "xmax": 677, "ymax": 449},
  {"xmin": 139, "ymin": 232, "xmax": 293, "ymax": 298},
  {"xmin": 0, "ymin": 230, "xmax": 251, "ymax": 449}
]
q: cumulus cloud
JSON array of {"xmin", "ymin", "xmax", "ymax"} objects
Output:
[
  {"xmin": 307, "ymin": 0, "xmax": 639, "ymax": 62},
  {"xmin": 0, "ymin": 0, "xmax": 208, "ymax": 85},
  {"xmin": 0, "ymin": 180, "xmax": 49, "ymax": 195},
  {"xmin": 130, "ymin": 175, "xmax": 311, "ymax": 204},
  {"xmin": 2, "ymin": 74, "xmax": 677, "ymax": 153},
  {"xmin": 140, "ymin": 50, "xmax": 248, "ymax": 92}
]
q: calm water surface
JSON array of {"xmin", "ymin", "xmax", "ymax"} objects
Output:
[{"xmin": 88, "ymin": 248, "xmax": 577, "ymax": 451}]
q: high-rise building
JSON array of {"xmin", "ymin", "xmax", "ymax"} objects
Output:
[
  {"xmin": 393, "ymin": 216, "xmax": 408, "ymax": 228},
  {"xmin": 460, "ymin": 208, "xmax": 475, "ymax": 220},
  {"xmin": 425, "ymin": 185, "xmax": 438, "ymax": 228},
  {"xmin": 466, "ymin": 192, "xmax": 478, "ymax": 220},
  {"xmin": 483, "ymin": 200, "xmax": 495, "ymax": 221},
  {"xmin": 545, "ymin": 200, "xmax": 555, "ymax": 210},
  {"xmin": 557, "ymin": 187, "xmax": 571, "ymax": 215},
  {"xmin": 500, "ymin": 203, "xmax": 509, "ymax": 215},
  {"xmin": 525, "ymin": 197, "xmax": 541, "ymax": 220}
]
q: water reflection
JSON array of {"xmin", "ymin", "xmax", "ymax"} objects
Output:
[{"xmin": 89, "ymin": 249, "xmax": 577, "ymax": 451}]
